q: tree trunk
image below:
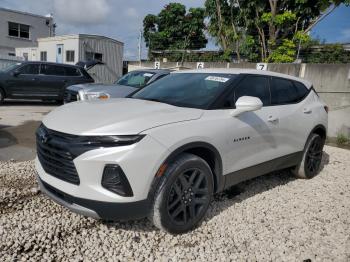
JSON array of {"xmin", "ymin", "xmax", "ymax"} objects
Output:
[
  {"xmin": 268, "ymin": 0, "xmax": 278, "ymax": 51},
  {"xmin": 215, "ymin": 0, "xmax": 227, "ymax": 50}
]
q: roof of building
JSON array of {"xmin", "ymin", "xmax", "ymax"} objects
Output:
[
  {"xmin": 173, "ymin": 68, "xmax": 312, "ymax": 87},
  {"xmin": 37, "ymin": 34, "xmax": 124, "ymax": 45},
  {"xmin": 0, "ymin": 7, "xmax": 52, "ymax": 20}
]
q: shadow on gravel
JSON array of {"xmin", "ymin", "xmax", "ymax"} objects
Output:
[{"xmin": 205, "ymin": 151, "xmax": 330, "ymax": 223}]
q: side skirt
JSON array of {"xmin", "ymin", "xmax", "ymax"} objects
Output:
[{"xmin": 223, "ymin": 151, "xmax": 303, "ymax": 189}]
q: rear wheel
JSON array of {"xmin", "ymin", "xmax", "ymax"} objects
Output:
[
  {"xmin": 293, "ymin": 133, "xmax": 325, "ymax": 179},
  {"xmin": 149, "ymin": 153, "xmax": 213, "ymax": 234}
]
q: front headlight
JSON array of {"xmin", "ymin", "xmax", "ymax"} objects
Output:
[
  {"xmin": 80, "ymin": 135, "xmax": 146, "ymax": 147},
  {"xmin": 84, "ymin": 92, "xmax": 110, "ymax": 101}
]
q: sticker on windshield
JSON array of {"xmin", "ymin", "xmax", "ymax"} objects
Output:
[
  {"xmin": 205, "ymin": 76, "xmax": 229, "ymax": 83},
  {"xmin": 144, "ymin": 73, "xmax": 153, "ymax": 77}
]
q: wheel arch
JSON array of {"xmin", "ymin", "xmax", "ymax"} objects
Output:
[
  {"xmin": 147, "ymin": 142, "xmax": 224, "ymax": 201},
  {"xmin": 304, "ymin": 124, "xmax": 327, "ymax": 150},
  {"xmin": 310, "ymin": 124, "xmax": 327, "ymax": 141}
]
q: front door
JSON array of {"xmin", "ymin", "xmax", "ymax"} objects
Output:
[
  {"xmin": 56, "ymin": 44, "xmax": 63, "ymax": 63},
  {"xmin": 7, "ymin": 63, "xmax": 41, "ymax": 97},
  {"xmin": 225, "ymin": 75, "xmax": 280, "ymax": 174}
]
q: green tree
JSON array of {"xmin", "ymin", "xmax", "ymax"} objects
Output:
[
  {"xmin": 143, "ymin": 3, "xmax": 207, "ymax": 60},
  {"xmin": 205, "ymin": 0, "xmax": 350, "ymax": 62}
]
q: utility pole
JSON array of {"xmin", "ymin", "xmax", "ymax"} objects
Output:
[{"xmin": 138, "ymin": 30, "xmax": 142, "ymax": 67}]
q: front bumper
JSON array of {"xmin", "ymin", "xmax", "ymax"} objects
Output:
[
  {"xmin": 37, "ymin": 176, "xmax": 151, "ymax": 220},
  {"xmin": 35, "ymin": 134, "xmax": 169, "ymax": 220}
]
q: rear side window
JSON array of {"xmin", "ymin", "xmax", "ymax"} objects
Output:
[
  {"xmin": 18, "ymin": 64, "xmax": 40, "ymax": 75},
  {"xmin": 234, "ymin": 75, "xmax": 270, "ymax": 106},
  {"xmin": 294, "ymin": 81, "xmax": 309, "ymax": 98},
  {"xmin": 41, "ymin": 64, "xmax": 66, "ymax": 76},
  {"xmin": 271, "ymin": 78, "xmax": 299, "ymax": 105},
  {"xmin": 65, "ymin": 67, "xmax": 81, "ymax": 77}
]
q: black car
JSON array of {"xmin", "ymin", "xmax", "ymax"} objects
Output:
[{"xmin": 0, "ymin": 61, "xmax": 95, "ymax": 104}]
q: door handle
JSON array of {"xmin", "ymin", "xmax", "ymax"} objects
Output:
[
  {"xmin": 303, "ymin": 108, "xmax": 312, "ymax": 114},
  {"xmin": 267, "ymin": 115, "xmax": 278, "ymax": 123}
]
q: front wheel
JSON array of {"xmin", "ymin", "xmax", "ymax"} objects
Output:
[
  {"xmin": 149, "ymin": 153, "xmax": 214, "ymax": 234},
  {"xmin": 293, "ymin": 133, "xmax": 325, "ymax": 179}
]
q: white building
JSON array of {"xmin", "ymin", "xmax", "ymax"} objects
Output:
[
  {"xmin": 16, "ymin": 34, "xmax": 124, "ymax": 84},
  {"xmin": 0, "ymin": 8, "xmax": 54, "ymax": 57}
]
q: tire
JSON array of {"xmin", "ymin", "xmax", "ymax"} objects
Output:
[
  {"xmin": 149, "ymin": 153, "xmax": 214, "ymax": 234},
  {"xmin": 0, "ymin": 88, "xmax": 4, "ymax": 104},
  {"xmin": 292, "ymin": 133, "xmax": 325, "ymax": 179}
]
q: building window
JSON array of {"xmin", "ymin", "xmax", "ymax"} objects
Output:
[
  {"xmin": 66, "ymin": 50, "xmax": 75, "ymax": 62},
  {"xmin": 85, "ymin": 52, "xmax": 103, "ymax": 62},
  {"xmin": 40, "ymin": 51, "xmax": 47, "ymax": 62},
  {"xmin": 8, "ymin": 22, "xmax": 30, "ymax": 39}
]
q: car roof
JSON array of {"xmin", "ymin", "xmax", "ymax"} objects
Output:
[
  {"xmin": 172, "ymin": 68, "xmax": 312, "ymax": 88},
  {"xmin": 19, "ymin": 61, "xmax": 80, "ymax": 69}
]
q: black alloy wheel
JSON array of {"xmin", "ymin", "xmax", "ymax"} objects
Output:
[{"xmin": 166, "ymin": 168, "xmax": 210, "ymax": 226}]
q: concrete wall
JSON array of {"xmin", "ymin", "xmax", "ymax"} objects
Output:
[
  {"xmin": 129, "ymin": 61, "xmax": 350, "ymax": 137},
  {"xmin": 0, "ymin": 8, "xmax": 54, "ymax": 56}
]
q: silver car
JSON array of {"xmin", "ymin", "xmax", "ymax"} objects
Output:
[{"xmin": 64, "ymin": 69, "xmax": 171, "ymax": 103}]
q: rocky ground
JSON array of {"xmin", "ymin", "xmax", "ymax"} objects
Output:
[{"xmin": 1, "ymin": 146, "xmax": 350, "ymax": 261}]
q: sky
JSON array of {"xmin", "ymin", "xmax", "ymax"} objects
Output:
[{"xmin": 1, "ymin": 0, "xmax": 349, "ymax": 60}]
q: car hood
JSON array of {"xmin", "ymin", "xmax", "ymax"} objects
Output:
[
  {"xmin": 68, "ymin": 83, "xmax": 115, "ymax": 92},
  {"xmin": 43, "ymin": 98, "xmax": 203, "ymax": 135},
  {"xmin": 68, "ymin": 83, "xmax": 137, "ymax": 97}
]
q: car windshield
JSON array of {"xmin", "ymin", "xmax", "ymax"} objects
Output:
[
  {"xmin": 132, "ymin": 73, "xmax": 237, "ymax": 109},
  {"xmin": 115, "ymin": 71, "xmax": 155, "ymax": 88},
  {"xmin": 0, "ymin": 62, "xmax": 22, "ymax": 72}
]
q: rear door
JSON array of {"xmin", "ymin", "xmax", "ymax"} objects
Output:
[
  {"xmin": 225, "ymin": 75, "xmax": 281, "ymax": 173},
  {"xmin": 39, "ymin": 64, "xmax": 67, "ymax": 99},
  {"xmin": 7, "ymin": 63, "xmax": 41, "ymax": 97},
  {"xmin": 270, "ymin": 77, "xmax": 312, "ymax": 155}
]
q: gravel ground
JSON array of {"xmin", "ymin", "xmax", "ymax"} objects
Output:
[{"xmin": 1, "ymin": 145, "xmax": 350, "ymax": 261}]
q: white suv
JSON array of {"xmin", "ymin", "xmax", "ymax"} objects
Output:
[{"xmin": 35, "ymin": 69, "xmax": 328, "ymax": 234}]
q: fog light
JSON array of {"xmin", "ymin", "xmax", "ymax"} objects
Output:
[{"xmin": 101, "ymin": 165, "xmax": 133, "ymax": 197}]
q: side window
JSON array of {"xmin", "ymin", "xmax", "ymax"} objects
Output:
[
  {"xmin": 18, "ymin": 64, "xmax": 40, "ymax": 75},
  {"xmin": 294, "ymin": 81, "xmax": 309, "ymax": 99},
  {"xmin": 65, "ymin": 67, "xmax": 81, "ymax": 77},
  {"xmin": 41, "ymin": 64, "xmax": 66, "ymax": 76},
  {"xmin": 234, "ymin": 75, "xmax": 270, "ymax": 106},
  {"xmin": 271, "ymin": 78, "xmax": 299, "ymax": 105}
]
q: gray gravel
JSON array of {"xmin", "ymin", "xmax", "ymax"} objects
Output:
[{"xmin": 1, "ymin": 145, "xmax": 350, "ymax": 261}]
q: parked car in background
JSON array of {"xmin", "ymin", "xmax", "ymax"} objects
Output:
[
  {"xmin": 0, "ymin": 61, "xmax": 95, "ymax": 104},
  {"xmin": 36, "ymin": 69, "xmax": 328, "ymax": 234},
  {"xmin": 64, "ymin": 69, "xmax": 171, "ymax": 103}
]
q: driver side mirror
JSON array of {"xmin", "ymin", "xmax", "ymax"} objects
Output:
[
  {"xmin": 12, "ymin": 70, "xmax": 20, "ymax": 77},
  {"xmin": 231, "ymin": 96, "xmax": 263, "ymax": 117}
]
